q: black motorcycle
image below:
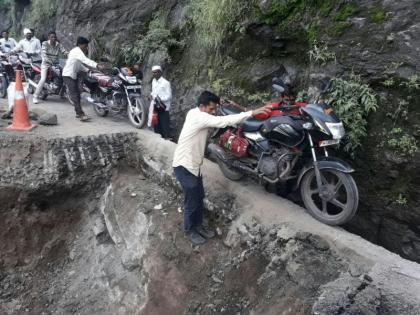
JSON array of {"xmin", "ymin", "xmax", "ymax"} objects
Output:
[
  {"xmin": 0, "ymin": 52, "xmax": 18, "ymax": 98},
  {"xmin": 207, "ymin": 83, "xmax": 359, "ymax": 225},
  {"xmin": 83, "ymin": 66, "xmax": 148, "ymax": 128}
]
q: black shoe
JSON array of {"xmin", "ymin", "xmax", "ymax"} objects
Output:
[
  {"xmin": 2, "ymin": 111, "xmax": 12, "ymax": 119},
  {"xmin": 185, "ymin": 231, "xmax": 206, "ymax": 245},
  {"xmin": 195, "ymin": 225, "xmax": 215, "ymax": 239}
]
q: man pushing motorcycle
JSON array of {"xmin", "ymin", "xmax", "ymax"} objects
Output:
[
  {"xmin": 62, "ymin": 36, "xmax": 105, "ymax": 121},
  {"xmin": 172, "ymin": 91, "xmax": 270, "ymax": 245}
]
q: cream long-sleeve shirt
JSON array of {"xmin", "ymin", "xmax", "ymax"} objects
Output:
[
  {"xmin": 13, "ymin": 37, "xmax": 41, "ymax": 55},
  {"xmin": 172, "ymin": 107, "xmax": 253, "ymax": 176},
  {"xmin": 62, "ymin": 47, "xmax": 97, "ymax": 79}
]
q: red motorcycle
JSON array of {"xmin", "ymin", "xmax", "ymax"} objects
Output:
[{"xmin": 27, "ymin": 59, "xmax": 67, "ymax": 100}]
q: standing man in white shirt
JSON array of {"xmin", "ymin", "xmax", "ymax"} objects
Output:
[
  {"xmin": 148, "ymin": 65, "xmax": 172, "ymax": 139},
  {"xmin": 172, "ymin": 91, "xmax": 269, "ymax": 245},
  {"xmin": 0, "ymin": 30, "xmax": 17, "ymax": 53},
  {"xmin": 12, "ymin": 28, "xmax": 41, "ymax": 56},
  {"xmin": 62, "ymin": 36, "xmax": 103, "ymax": 122}
]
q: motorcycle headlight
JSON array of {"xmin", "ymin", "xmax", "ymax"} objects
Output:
[
  {"xmin": 126, "ymin": 76, "xmax": 137, "ymax": 84},
  {"xmin": 325, "ymin": 122, "xmax": 345, "ymax": 139}
]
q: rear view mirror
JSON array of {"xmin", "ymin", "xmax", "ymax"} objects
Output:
[
  {"xmin": 272, "ymin": 77, "xmax": 285, "ymax": 86},
  {"xmin": 272, "ymin": 84, "xmax": 285, "ymax": 93}
]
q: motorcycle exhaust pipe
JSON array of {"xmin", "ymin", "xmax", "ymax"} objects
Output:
[
  {"xmin": 207, "ymin": 143, "xmax": 229, "ymax": 163},
  {"xmin": 86, "ymin": 96, "xmax": 107, "ymax": 108}
]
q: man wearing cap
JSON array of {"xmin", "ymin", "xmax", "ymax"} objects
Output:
[
  {"xmin": 33, "ymin": 31, "xmax": 68, "ymax": 104},
  {"xmin": 62, "ymin": 36, "xmax": 103, "ymax": 122},
  {"xmin": 0, "ymin": 30, "xmax": 17, "ymax": 53},
  {"xmin": 12, "ymin": 28, "xmax": 41, "ymax": 56},
  {"xmin": 148, "ymin": 65, "xmax": 172, "ymax": 139}
]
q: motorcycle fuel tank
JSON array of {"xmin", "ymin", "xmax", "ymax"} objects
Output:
[{"xmin": 260, "ymin": 116, "xmax": 305, "ymax": 147}]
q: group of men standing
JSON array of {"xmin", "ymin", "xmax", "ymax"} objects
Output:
[{"xmin": 1, "ymin": 28, "xmax": 173, "ymax": 136}]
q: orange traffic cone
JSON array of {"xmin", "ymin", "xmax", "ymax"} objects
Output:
[{"xmin": 7, "ymin": 70, "xmax": 37, "ymax": 131}]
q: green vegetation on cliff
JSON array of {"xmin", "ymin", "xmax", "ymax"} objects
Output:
[
  {"xmin": 326, "ymin": 75, "xmax": 378, "ymax": 155},
  {"xmin": 27, "ymin": 0, "xmax": 57, "ymax": 28},
  {"xmin": 121, "ymin": 12, "xmax": 184, "ymax": 64}
]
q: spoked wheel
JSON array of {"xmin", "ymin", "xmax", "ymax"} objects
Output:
[
  {"xmin": 0, "ymin": 76, "xmax": 7, "ymax": 98},
  {"xmin": 300, "ymin": 169, "xmax": 359, "ymax": 225},
  {"xmin": 127, "ymin": 96, "xmax": 147, "ymax": 129}
]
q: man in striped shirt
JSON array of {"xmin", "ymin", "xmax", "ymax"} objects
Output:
[{"xmin": 33, "ymin": 31, "xmax": 68, "ymax": 104}]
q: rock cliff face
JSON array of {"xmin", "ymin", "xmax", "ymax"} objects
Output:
[{"xmin": 1, "ymin": 0, "xmax": 419, "ymax": 262}]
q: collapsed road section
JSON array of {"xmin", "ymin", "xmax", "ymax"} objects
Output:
[{"xmin": 0, "ymin": 131, "xmax": 420, "ymax": 315}]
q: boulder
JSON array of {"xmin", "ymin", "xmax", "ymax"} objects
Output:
[{"xmin": 39, "ymin": 113, "xmax": 58, "ymax": 126}]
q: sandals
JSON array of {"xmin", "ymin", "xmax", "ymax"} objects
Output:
[{"xmin": 76, "ymin": 114, "xmax": 91, "ymax": 122}]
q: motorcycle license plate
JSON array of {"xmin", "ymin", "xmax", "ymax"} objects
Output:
[
  {"xmin": 126, "ymin": 85, "xmax": 142, "ymax": 90},
  {"xmin": 319, "ymin": 139, "xmax": 340, "ymax": 147}
]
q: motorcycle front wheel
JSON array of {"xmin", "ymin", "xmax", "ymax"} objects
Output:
[
  {"xmin": 300, "ymin": 169, "xmax": 359, "ymax": 225},
  {"xmin": 0, "ymin": 76, "xmax": 7, "ymax": 98},
  {"xmin": 127, "ymin": 96, "xmax": 147, "ymax": 129}
]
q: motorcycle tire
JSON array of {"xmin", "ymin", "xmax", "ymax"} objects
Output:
[
  {"xmin": 127, "ymin": 96, "xmax": 147, "ymax": 129},
  {"xmin": 216, "ymin": 158, "xmax": 244, "ymax": 181},
  {"xmin": 0, "ymin": 76, "xmax": 7, "ymax": 98},
  {"xmin": 300, "ymin": 169, "xmax": 359, "ymax": 226}
]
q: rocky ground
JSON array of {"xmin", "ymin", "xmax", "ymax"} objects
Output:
[{"xmin": 1, "ymin": 96, "xmax": 420, "ymax": 314}]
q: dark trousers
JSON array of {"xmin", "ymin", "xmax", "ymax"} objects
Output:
[
  {"xmin": 173, "ymin": 166, "xmax": 205, "ymax": 233},
  {"xmin": 155, "ymin": 110, "xmax": 170, "ymax": 139},
  {"xmin": 63, "ymin": 76, "xmax": 84, "ymax": 116}
]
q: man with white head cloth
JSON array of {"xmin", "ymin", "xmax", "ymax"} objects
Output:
[
  {"xmin": 12, "ymin": 28, "xmax": 41, "ymax": 56},
  {"xmin": 148, "ymin": 65, "xmax": 172, "ymax": 139}
]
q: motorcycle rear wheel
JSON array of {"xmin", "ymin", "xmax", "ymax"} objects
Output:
[
  {"xmin": 300, "ymin": 169, "xmax": 358, "ymax": 225},
  {"xmin": 127, "ymin": 96, "xmax": 147, "ymax": 129},
  {"xmin": 216, "ymin": 158, "xmax": 244, "ymax": 181},
  {"xmin": 0, "ymin": 76, "xmax": 7, "ymax": 98}
]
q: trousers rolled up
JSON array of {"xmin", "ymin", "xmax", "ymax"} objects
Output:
[
  {"xmin": 34, "ymin": 64, "xmax": 49, "ymax": 98},
  {"xmin": 63, "ymin": 76, "xmax": 84, "ymax": 117},
  {"xmin": 173, "ymin": 166, "xmax": 205, "ymax": 233}
]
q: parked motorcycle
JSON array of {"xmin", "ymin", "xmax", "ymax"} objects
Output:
[
  {"xmin": 0, "ymin": 52, "xmax": 19, "ymax": 98},
  {"xmin": 14, "ymin": 52, "xmax": 41, "ymax": 83},
  {"xmin": 83, "ymin": 66, "xmax": 148, "ymax": 128},
  {"xmin": 27, "ymin": 59, "xmax": 67, "ymax": 100},
  {"xmin": 208, "ymin": 82, "xmax": 359, "ymax": 225}
]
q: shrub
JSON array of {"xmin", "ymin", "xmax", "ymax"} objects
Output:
[
  {"xmin": 27, "ymin": 0, "xmax": 57, "ymax": 26},
  {"xmin": 334, "ymin": 3, "xmax": 359, "ymax": 21},
  {"xmin": 187, "ymin": 0, "xmax": 255, "ymax": 54},
  {"xmin": 0, "ymin": 0, "xmax": 11, "ymax": 9},
  {"xmin": 308, "ymin": 41, "xmax": 336, "ymax": 65},
  {"xmin": 326, "ymin": 74, "xmax": 378, "ymax": 155},
  {"xmin": 369, "ymin": 6, "xmax": 386, "ymax": 24},
  {"xmin": 120, "ymin": 12, "xmax": 183, "ymax": 64},
  {"xmin": 387, "ymin": 128, "xmax": 418, "ymax": 157},
  {"xmin": 401, "ymin": 74, "xmax": 420, "ymax": 91}
]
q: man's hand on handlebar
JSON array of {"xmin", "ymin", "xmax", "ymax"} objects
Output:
[{"xmin": 251, "ymin": 105, "xmax": 271, "ymax": 118}]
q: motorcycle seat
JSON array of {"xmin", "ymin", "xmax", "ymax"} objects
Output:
[
  {"xmin": 219, "ymin": 106, "xmax": 241, "ymax": 116},
  {"xmin": 241, "ymin": 118, "xmax": 264, "ymax": 132}
]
